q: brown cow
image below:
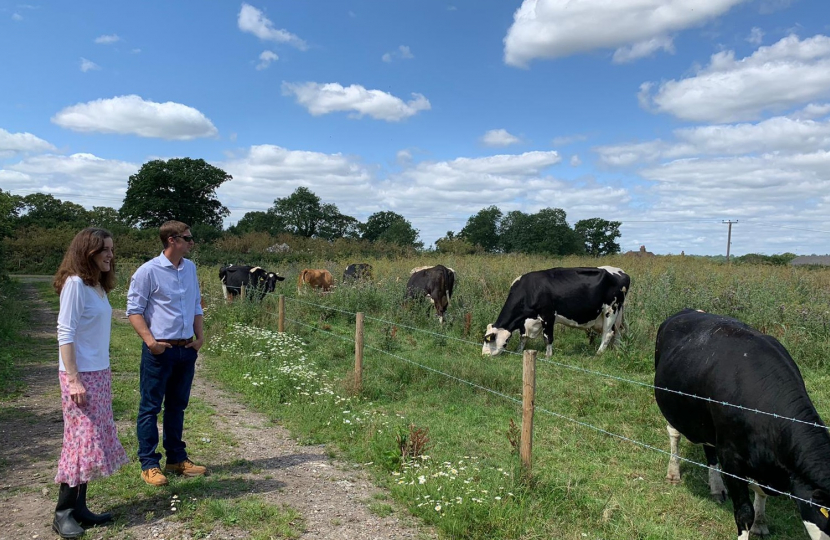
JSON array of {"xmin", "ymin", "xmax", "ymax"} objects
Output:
[{"xmin": 297, "ymin": 268, "xmax": 333, "ymax": 293}]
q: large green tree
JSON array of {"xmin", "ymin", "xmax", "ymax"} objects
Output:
[
  {"xmin": 574, "ymin": 218, "xmax": 622, "ymax": 256},
  {"xmin": 0, "ymin": 189, "xmax": 21, "ymax": 238},
  {"xmin": 16, "ymin": 193, "xmax": 89, "ymax": 229},
  {"xmin": 270, "ymin": 187, "xmax": 358, "ymax": 239},
  {"xmin": 459, "ymin": 206, "xmax": 502, "ymax": 252},
  {"xmin": 229, "ymin": 210, "xmax": 285, "ymax": 236},
  {"xmin": 362, "ymin": 211, "xmax": 422, "ymax": 248},
  {"xmin": 499, "ymin": 207, "xmax": 583, "ymax": 256},
  {"xmin": 120, "ymin": 158, "xmax": 231, "ymax": 229}
]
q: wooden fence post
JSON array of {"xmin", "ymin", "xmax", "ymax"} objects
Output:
[
  {"xmin": 521, "ymin": 349, "xmax": 537, "ymax": 475},
  {"xmin": 354, "ymin": 312, "xmax": 364, "ymax": 393},
  {"xmin": 278, "ymin": 295, "xmax": 285, "ymax": 333}
]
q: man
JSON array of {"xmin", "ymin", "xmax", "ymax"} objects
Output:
[{"xmin": 127, "ymin": 221, "xmax": 207, "ymax": 486}]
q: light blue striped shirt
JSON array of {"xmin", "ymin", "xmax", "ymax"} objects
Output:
[{"xmin": 126, "ymin": 253, "xmax": 203, "ymax": 340}]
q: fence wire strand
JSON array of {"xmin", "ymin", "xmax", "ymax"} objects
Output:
[
  {"xmin": 277, "ymin": 312, "xmax": 824, "ymax": 509},
  {"xmin": 278, "ymin": 295, "xmax": 830, "ymax": 431}
]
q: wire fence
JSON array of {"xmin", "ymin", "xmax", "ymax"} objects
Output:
[{"xmin": 273, "ymin": 295, "xmax": 829, "ymax": 509}]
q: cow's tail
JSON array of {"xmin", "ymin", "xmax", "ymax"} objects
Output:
[{"xmin": 297, "ymin": 270, "xmax": 308, "ymax": 294}]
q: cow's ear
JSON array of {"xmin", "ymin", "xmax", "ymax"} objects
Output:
[{"xmin": 484, "ymin": 333, "xmax": 493, "ymax": 343}]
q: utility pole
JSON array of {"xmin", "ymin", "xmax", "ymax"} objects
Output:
[{"xmin": 723, "ymin": 220, "xmax": 738, "ymax": 263}]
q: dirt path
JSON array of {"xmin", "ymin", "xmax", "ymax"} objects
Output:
[{"xmin": 0, "ymin": 283, "xmax": 435, "ymax": 540}]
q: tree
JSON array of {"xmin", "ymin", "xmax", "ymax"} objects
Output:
[
  {"xmin": 120, "ymin": 158, "xmax": 231, "ymax": 229},
  {"xmin": 270, "ymin": 187, "xmax": 359, "ymax": 239},
  {"xmin": 459, "ymin": 206, "xmax": 502, "ymax": 252},
  {"xmin": 0, "ymin": 189, "xmax": 21, "ymax": 238},
  {"xmin": 317, "ymin": 204, "xmax": 362, "ymax": 240},
  {"xmin": 574, "ymin": 218, "xmax": 622, "ymax": 257},
  {"xmin": 363, "ymin": 211, "xmax": 422, "ymax": 248},
  {"xmin": 17, "ymin": 193, "xmax": 89, "ymax": 229},
  {"xmin": 380, "ymin": 219, "xmax": 423, "ymax": 248},
  {"xmin": 88, "ymin": 206, "xmax": 128, "ymax": 230},
  {"xmin": 500, "ymin": 208, "xmax": 583, "ymax": 256},
  {"xmin": 229, "ymin": 211, "xmax": 284, "ymax": 236}
]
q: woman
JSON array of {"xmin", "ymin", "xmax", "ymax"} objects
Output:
[{"xmin": 52, "ymin": 228, "xmax": 128, "ymax": 538}]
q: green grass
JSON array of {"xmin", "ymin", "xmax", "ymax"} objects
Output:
[
  {"xmin": 199, "ymin": 253, "xmax": 830, "ymax": 539},
  {"xmin": 0, "ymin": 279, "xmax": 37, "ymax": 399}
]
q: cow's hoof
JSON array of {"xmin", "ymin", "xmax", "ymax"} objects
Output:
[
  {"xmin": 750, "ymin": 523, "xmax": 769, "ymax": 536},
  {"xmin": 665, "ymin": 473, "xmax": 681, "ymax": 485},
  {"xmin": 711, "ymin": 490, "xmax": 727, "ymax": 504}
]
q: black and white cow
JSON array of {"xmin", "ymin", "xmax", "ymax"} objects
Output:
[
  {"xmin": 482, "ymin": 266, "xmax": 629, "ymax": 358},
  {"xmin": 343, "ymin": 263, "xmax": 373, "ymax": 282},
  {"xmin": 219, "ymin": 265, "xmax": 284, "ymax": 301},
  {"xmin": 655, "ymin": 309, "xmax": 830, "ymax": 540},
  {"xmin": 405, "ymin": 265, "xmax": 456, "ymax": 323}
]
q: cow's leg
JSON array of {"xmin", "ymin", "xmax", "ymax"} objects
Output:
[
  {"xmin": 749, "ymin": 484, "xmax": 769, "ymax": 536},
  {"xmin": 518, "ymin": 334, "xmax": 527, "ymax": 353},
  {"xmin": 613, "ymin": 303, "xmax": 626, "ymax": 345},
  {"xmin": 704, "ymin": 445, "xmax": 727, "ymax": 503},
  {"xmin": 719, "ymin": 452, "xmax": 754, "ymax": 540},
  {"xmin": 542, "ymin": 319, "xmax": 555, "ymax": 358},
  {"xmin": 666, "ymin": 424, "xmax": 682, "ymax": 484},
  {"xmin": 596, "ymin": 305, "xmax": 617, "ymax": 355}
]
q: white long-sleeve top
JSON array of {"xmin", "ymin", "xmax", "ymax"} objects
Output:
[{"xmin": 57, "ymin": 275, "xmax": 112, "ymax": 372}]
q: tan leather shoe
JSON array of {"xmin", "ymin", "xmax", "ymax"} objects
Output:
[
  {"xmin": 165, "ymin": 458, "xmax": 207, "ymax": 477},
  {"xmin": 141, "ymin": 467, "xmax": 169, "ymax": 486}
]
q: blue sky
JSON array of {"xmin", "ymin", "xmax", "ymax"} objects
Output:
[{"xmin": 2, "ymin": 0, "xmax": 829, "ymax": 255}]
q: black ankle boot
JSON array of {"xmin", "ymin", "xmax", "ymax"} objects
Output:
[
  {"xmin": 53, "ymin": 483, "xmax": 85, "ymax": 538},
  {"xmin": 74, "ymin": 483, "xmax": 112, "ymax": 526}
]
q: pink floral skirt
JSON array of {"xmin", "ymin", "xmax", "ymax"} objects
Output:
[{"xmin": 55, "ymin": 369, "xmax": 129, "ymax": 487}]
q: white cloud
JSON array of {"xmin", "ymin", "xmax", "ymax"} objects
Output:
[
  {"xmin": 12, "ymin": 13, "xmax": 22, "ymax": 21},
  {"xmin": 597, "ymin": 115, "xmax": 830, "ymax": 165},
  {"xmin": 131, "ymin": 48, "xmax": 141, "ymax": 54},
  {"xmin": 51, "ymin": 95, "xmax": 218, "ymax": 140},
  {"xmin": 613, "ymin": 35, "xmax": 675, "ymax": 63},
  {"xmin": 238, "ymin": 3, "xmax": 307, "ymax": 50},
  {"xmin": 480, "ymin": 129, "xmax": 521, "ymax": 147},
  {"xmin": 790, "ymin": 103, "xmax": 830, "ymax": 120},
  {"xmin": 746, "ymin": 27, "xmax": 764, "ymax": 45},
  {"xmin": 80, "ymin": 58, "xmax": 100, "ymax": 72},
  {"xmin": 0, "ymin": 128, "xmax": 56, "ymax": 157},
  {"xmin": 396, "ymin": 149, "xmax": 413, "ymax": 165},
  {"xmin": 640, "ymin": 34, "xmax": 830, "ymax": 122},
  {"xmin": 570, "ymin": 154, "xmax": 582, "ymax": 166},
  {"xmin": 503, "ymin": 0, "xmax": 748, "ymax": 67},
  {"xmin": 281, "ymin": 82, "xmax": 431, "ymax": 122},
  {"xmin": 94, "ymin": 34, "xmax": 121, "ymax": 44},
  {"xmin": 382, "ymin": 45, "xmax": 414, "ymax": 63},
  {"xmin": 1, "ymin": 153, "xmax": 137, "ymax": 207},
  {"xmin": 256, "ymin": 50, "xmax": 278, "ymax": 70}
]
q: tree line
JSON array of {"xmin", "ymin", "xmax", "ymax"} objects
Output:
[{"xmin": 0, "ymin": 157, "xmax": 623, "ymax": 274}]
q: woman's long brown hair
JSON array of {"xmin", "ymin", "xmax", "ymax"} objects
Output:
[{"xmin": 53, "ymin": 228, "xmax": 116, "ymax": 294}]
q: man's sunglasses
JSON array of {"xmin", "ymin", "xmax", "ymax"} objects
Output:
[{"xmin": 172, "ymin": 235, "xmax": 195, "ymax": 242}]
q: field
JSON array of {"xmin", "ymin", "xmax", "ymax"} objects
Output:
[{"xmin": 114, "ymin": 253, "xmax": 830, "ymax": 539}]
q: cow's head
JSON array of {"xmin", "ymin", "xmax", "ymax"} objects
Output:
[
  {"xmin": 264, "ymin": 272, "xmax": 285, "ymax": 292},
  {"xmin": 482, "ymin": 324, "xmax": 512, "ymax": 356}
]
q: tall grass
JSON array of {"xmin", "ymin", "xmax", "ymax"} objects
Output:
[{"xmin": 194, "ymin": 254, "xmax": 830, "ymax": 539}]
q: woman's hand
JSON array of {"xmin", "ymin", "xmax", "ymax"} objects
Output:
[{"xmin": 67, "ymin": 375, "xmax": 87, "ymax": 406}]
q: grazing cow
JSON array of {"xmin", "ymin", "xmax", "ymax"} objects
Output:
[
  {"xmin": 343, "ymin": 263, "xmax": 373, "ymax": 282},
  {"xmin": 405, "ymin": 265, "xmax": 456, "ymax": 323},
  {"xmin": 297, "ymin": 268, "xmax": 333, "ymax": 293},
  {"xmin": 655, "ymin": 309, "xmax": 830, "ymax": 540},
  {"xmin": 219, "ymin": 265, "xmax": 284, "ymax": 301},
  {"xmin": 482, "ymin": 266, "xmax": 629, "ymax": 358}
]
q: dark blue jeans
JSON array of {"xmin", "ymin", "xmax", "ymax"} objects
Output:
[{"xmin": 137, "ymin": 343, "xmax": 197, "ymax": 471}]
